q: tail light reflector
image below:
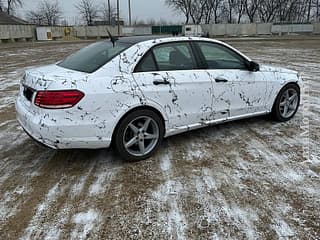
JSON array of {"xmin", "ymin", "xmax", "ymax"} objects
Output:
[{"xmin": 35, "ymin": 90, "xmax": 84, "ymax": 109}]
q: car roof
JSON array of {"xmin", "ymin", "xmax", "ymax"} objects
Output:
[
  {"xmin": 117, "ymin": 35, "xmax": 171, "ymax": 44},
  {"xmin": 115, "ymin": 35, "xmax": 252, "ymax": 63}
]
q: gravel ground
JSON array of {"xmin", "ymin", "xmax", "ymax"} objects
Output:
[{"xmin": 0, "ymin": 38, "xmax": 319, "ymax": 240}]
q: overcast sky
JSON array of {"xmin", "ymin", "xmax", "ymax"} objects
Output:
[{"xmin": 13, "ymin": 0, "xmax": 184, "ymax": 24}]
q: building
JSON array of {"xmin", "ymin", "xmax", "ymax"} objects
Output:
[{"xmin": 0, "ymin": 12, "xmax": 28, "ymax": 25}]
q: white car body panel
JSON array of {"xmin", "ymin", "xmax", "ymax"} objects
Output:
[{"xmin": 16, "ymin": 37, "xmax": 302, "ymax": 149}]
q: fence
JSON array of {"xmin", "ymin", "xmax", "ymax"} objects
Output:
[
  {"xmin": 1, "ymin": 23, "xmax": 320, "ymax": 43},
  {"xmin": 0, "ymin": 25, "xmax": 121, "ymax": 42},
  {"xmin": 0, "ymin": 25, "xmax": 34, "ymax": 42},
  {"xmin": 201, "ymin": 23, "xmax": 317, "ymax": 36},
  {"xmin": 122, "ymin": 26, "xmax": 152, "ymax": 36}
]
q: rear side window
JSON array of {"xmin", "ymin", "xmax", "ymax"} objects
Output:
[
  {"xmin": 135, "ymin": 51, "xmax": 157, "ymax": 72},
  {"xmin": 153, "ymin": 42, "xmax": 196, "ymax": 71},
  {"xmin": 197, "ymin": 42, "xmax": 247, "ymax": 70},
  {"xmin": 58, "ymin": 41, "xmax": 131, "ymax": 73},
  {"xmin": 135, "ymin": 42, "xmax": 197, "ymax": 72}
]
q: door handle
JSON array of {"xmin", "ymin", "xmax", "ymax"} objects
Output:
[
  {"xmin": 153, "ymin": 80, "xmax": 170, "ymax": 85},
  {"xmin": 215, "ymin": 77, "xmax": 228, "ymax": 83}
]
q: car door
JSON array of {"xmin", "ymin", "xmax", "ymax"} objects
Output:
[
  {"xmin": 194, "ymin": 41, "xmax": 268, "ymax": 118},
  {"xmin": 132, "ymin": 41, "xmax": 213, "ymax": 130}
]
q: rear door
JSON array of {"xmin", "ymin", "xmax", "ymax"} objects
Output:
[
  {"xmin": 133, "ymin": 41, "xmax": 214, "ymax": 130},
  {"xmin": 194, "ymin": 41, "xmax": 267, "ymax": 118}
]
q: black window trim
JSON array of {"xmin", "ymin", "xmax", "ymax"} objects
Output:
[{"xmin": 133, "ymin": 40, "xmax": 202, "ymax": 73}]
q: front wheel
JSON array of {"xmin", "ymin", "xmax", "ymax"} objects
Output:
[
  {"xmin": 272, "ymin": 84, "xmax": 300, "ymax": 122},
  {"xmin": 113, "ymin": 109, "xmax": 164, "ymax": 161}
]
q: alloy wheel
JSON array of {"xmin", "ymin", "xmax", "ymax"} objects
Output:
[
  {"xmin": 123, "ymin": 116, "xmax": 160, "ymax": 157},
  {"xmin": 279, "ymin": 88, "xmax": 299, "ymax": 119}
]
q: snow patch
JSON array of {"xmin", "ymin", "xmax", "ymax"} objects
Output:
[
  {"xmin": 22, "ymin": 183, "xmax": 65, "ymax": 239},
  {"xmin": 88, "ymin": 170, "xmax": 115, "ymax": 196},
  {"xmin": 272, "ymin": 218, "xmax": 295, "ymax": 238},
  {"xmin": 160, "ymin": 152, "xmax": 171, "ymax": 171},
  {"xmin": 70, "ymin": 162, "xmax": 95, "ymax": 198},
  {"xmin": 186, "ymin": 142, "xmax": 207, "ymax": 159},
  {"xmin": 153, "ymin": 148, "xmax": 187, "ymax": 239},
  {"xmin": 71, "ymin": 209, "xmax": 101, "ymax": 240}
]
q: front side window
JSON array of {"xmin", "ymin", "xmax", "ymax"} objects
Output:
[
  {"xmin": 197, "ymin": 42, "xmax": 247, "ymax": 70},
  {"xmin": 58, "ymin": 41, "xmax": 131, "ymax": 73},
  {"xmin": 152, "ymin": 42, "xmax": 197, "ymax": 71}
]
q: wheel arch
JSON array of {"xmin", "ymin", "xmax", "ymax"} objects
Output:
[
  {"xmin": 271, "ymin": 81, "xmax": 301, "ymax": 112},
  {"xmin": 111, "ymin": 104, "xmax": 167, "ymax": 145}
]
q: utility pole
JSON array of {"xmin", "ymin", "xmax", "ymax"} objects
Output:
[
  {"xmin": 108, "ymin": 0, "xmax": 111, "ymax": 24},
  {"xmin": 128, "ymin": 0, "xmax": 132, "ymax": 26},
  {"xmin": 117, "ymin": 0, "xmax": 120, "ymax": 37}
]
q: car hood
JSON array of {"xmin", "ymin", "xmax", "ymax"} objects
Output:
[
  {"xmin": 23, "ymin": 64, "xmax": 89, "ymax": 90},
  {"xmin": 260, "ymin": 64, "xmax": 298, "ymax": 75}
]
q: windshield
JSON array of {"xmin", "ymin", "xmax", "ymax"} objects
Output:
[{"xmin": 58, "ymin": 41, "xmax": 131, "ymax": 73}]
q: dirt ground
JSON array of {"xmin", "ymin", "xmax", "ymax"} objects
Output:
[{"xmin": 0, "ymin": 37, "xmax": 319, "ymax": 240}]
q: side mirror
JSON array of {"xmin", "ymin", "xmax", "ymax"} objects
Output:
[{"xmin": 248, "ymin": 61, "xmax": 260, "ymax": 72}]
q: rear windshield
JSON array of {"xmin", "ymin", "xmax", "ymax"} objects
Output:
[{"xmin": 58, "ymin": 41, "xmax": 131, "ymax": 73}]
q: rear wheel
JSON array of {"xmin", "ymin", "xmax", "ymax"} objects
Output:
[
  {"xmin": 114, "ymin": 109, "xmax": 164, "ymax": 161},
  {"xmin": 272, "ymin": 84, "xmax": 300, "ymax": 122}
]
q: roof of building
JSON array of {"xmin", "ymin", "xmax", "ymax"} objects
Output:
[{"xmin": 0, "ymin": 11, "xmax": 28, "ymax": 25}]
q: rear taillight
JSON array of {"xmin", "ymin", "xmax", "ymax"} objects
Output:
[{"xmin": 34, "ymin": 90, "xmax": 84, "ymax": 109}]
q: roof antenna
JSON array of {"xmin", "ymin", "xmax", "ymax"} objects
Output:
[{"xmin": 107, "ymin": 29, "xmax": 118, "ymax": 47}]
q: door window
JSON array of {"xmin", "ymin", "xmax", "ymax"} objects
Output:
[
  {"xmin": 197, "ymin": 42, "xmax": 247, "ymax": 70},
  {"xmin": 135, "ymin": 51, "xmax": 157, "ymax": 72},
  {"xmin": 152, "ymin": 42, "xmax": 197, "ymax": 71}
]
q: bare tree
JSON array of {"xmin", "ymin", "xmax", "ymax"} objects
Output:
[
  {"xmin": 190, "ymin": 0, "xmax": 207, "ymax": 24},
  {"xmin": 316, "ymin": 0, "xmax": 320, "ymax": 21},
  {"xmin": 75, "ymin": 0, "xmax": 99, "ymax": 26},
  {"xmin": 166, "ymin": 0, "xmax": 317, "ymax": 24},
  {"xmin": 26, "ymin": 0, "xmax": 61, "ymax": 26},
  {"xmin": 166, "ymin": 0, "xmax": 192, "ymax": 24},
  {"xmin": 234, "ymin": 0, "xmax": 246, "ymax": 23},
  {"xmin": 40, "ymin": 0, "xmax": 61, "ymax": 25},
  {"xmin": 307, "ymin": 0, "xmax": 312, "ymax": 22},
  {"xmin": 223, "ymin": 0, "xmax": 236, "ymax": 23},
  {"xmin": 258, "ymin": 0, "xmax": 279, "ymax": 22},
  {"xmin": 245, "ymin": 0, "xmax": 261, "ymax": 23},
  {"xmin": 212, "ymin": 0, "xmax": 224, "ymax": 23},
  {"xmin": 27, "ymin": 10, "xmax": 45, "ymax": 25},
  {"xmin": 6, "ymin": 0, "xmax": 22, "ymax": 15}
]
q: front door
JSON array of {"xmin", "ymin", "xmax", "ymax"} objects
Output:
[{"xmin": 194, "ymin": 41, "xmax": 267, "ymax": 118}]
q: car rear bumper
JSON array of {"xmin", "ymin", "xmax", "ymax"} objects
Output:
[{"xmin": 16, "ymin": 95, "xmax": 112, "ymax": 149}]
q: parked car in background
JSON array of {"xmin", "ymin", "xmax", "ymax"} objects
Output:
[{"xmin": 16, "ymin": 36, "xmax": 302, "ymax": 161}]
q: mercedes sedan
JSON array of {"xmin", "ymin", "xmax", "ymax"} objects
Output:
[{"xmin": 16, "ymin": 36, "xmax": 302, "ymax": 161}]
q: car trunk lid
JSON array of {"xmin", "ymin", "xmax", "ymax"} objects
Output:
[{"xmin": 22, "ymin": 64, "xmax": 89, "ymax": 91}]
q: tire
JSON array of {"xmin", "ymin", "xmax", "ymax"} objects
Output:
[
  {"xmin": 113, "ymin": 109, "xmax": 164, "ymax": 161},
  {"xmin": 272, "ymin": 83, "xmax": 300, "ymax": 122}
]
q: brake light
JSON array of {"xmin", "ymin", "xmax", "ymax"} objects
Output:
[{"xmin": 34, "ymin": 90, "xmax": 84, "ymax": 109}]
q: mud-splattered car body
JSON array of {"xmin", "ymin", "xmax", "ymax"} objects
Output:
[{"xmin": 16, "ymin": 36, "xmax": 302, "ymax": 150}]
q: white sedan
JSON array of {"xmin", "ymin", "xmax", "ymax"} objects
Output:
[{"xmin": 16, "ymin": 36, "xmax": 302, "ymax": 161}]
